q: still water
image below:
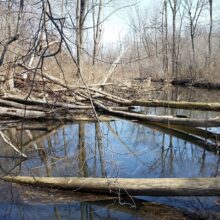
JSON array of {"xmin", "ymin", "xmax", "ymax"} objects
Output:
[{"xmin": 0, "ymin": 86, "xmax": 220, "ymax": 219}]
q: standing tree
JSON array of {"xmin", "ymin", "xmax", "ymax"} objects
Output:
[
  {"xmin": 208, "ymin": 0, "xmax": 213, "ymax": 57},
  {"xmin": 168, "ymin": 0, "xmax": 180, "ymax": 77},
  {"xmin": 184, "ymin": 0, "xmax": 206, "ymax": 64},
  {"xmin": 76, "ymin": 0, "xmax": 88, "ymax": 77},
  {"xmin": 92, "ymin": 0, "xmax": 103, "ymax": 65},
  {"xmin": 162, "ymin": 0, "xmax": 169, "ymax": 75}
]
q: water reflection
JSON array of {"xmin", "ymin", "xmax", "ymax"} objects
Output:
[
  {"xmin": 149, "ymin": 84, "xmax": 220, "ymax": 102},
  {"xmin": 0, "ymin": 118, "xmax": 220, "ymax": 218}
]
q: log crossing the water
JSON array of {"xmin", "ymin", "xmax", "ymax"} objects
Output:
[
  {"xmin": 3, "ymin": 176, "xmax": 220, "ymax": 196},
  {"xmin": 131, "ymin": 100, "xmax": 220, "ymax": 111}
]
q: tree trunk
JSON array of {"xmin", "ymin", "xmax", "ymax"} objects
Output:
[
  {"xmin": 94, "ymin": 101, "xmax": 220, "ymax": 127},
  {"xmin": 208, "ymin": 0, "xmax": 213, "ymax": 57},
  {"xmin": 162, "ymin": 0, "xmax": 168, "ymax": 75},
  {"xmin": 76, "ymin": 0, "xmax": 87, "ymax": 77},
  {"xmin": 3, "ymin": 176, "xmax": 220, "ymax": 196},
  {"xmin": 92, "ymin": 0, "xmax": 102, "ymax": 65}
]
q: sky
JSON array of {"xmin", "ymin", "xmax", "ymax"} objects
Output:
[{"xmin": 102, "ymin": 0, "xmax": 155, "ymax": 43}]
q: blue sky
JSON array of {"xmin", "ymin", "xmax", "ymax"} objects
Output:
[{"xmin": 102, "ymin": 0, "xmax": 155, "ymax": 43}]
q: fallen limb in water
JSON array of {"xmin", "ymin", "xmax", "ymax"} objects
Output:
[
  {"xmin": 0, "ymin": 185, "xmax": 191, "ymax": 220},
  {"xmin": 0, "ymin": 106, "xmax": 114, "ymax": 121},
  {"xmin": 95, "ymin": 101, "xmax": 220, "ymax": 127},
  {"xmin": 131, "ymin": 100, "xmax": 220, "ymax": 111},
  {"xmin": 0, "ymin": 131, "xmax": 27, "ymax": 158},
  {"xmin": 3, "ymin": 176, "xmax": 220, "ymax": 196},
  {"xmin": 135, "ymin": 121, "xmax": 220, "ymax": 154},
  {"xmin": 89, "ymin": 88, "xmax": 220, "ymax": 111}
]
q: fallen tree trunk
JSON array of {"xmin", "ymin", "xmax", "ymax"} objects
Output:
[
  {"xmin": 135, "ymin": 121, "xmax": 219, "ymax": 154},
  {"xmin": 0, "ymin": 98, "xmax": 50, "ymax": 111},
  {"xmin": 1, "ymin": 185, "xmax": 192, "ymax": 219},
  {"xmin": 95, "ymin": 101, "xmax": 220, "ymax": 127},
  {"xmin": 131, "ymin": 100, "xmax": 220, "ymax": 111},
  {"xmin": 2, "ymin": 95, "xmax": 92, "ymax": 110},
  {"xmin": 88, "ymin": 88, "xmax": 220, "ymax": 111},
  {"xmin": 0, "ymin": 106, "xmax": 47, "ymax": 119},
  {"xmin": 1, "ymin": 95, "xmax": 132, "ymax": 112},
  {"xmin": 3, "ymin": 176, "xmax": 220, "ymax": 196},
  {"xmin": 0, "ymin": 131, "xmax": 27, "ymax": 158},
  {"xmin": 0, "ymin": 106, "xmax": 114, "ymax": 121}
]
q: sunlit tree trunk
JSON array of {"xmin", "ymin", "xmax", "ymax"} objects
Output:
[
  {"xmin": 162, "ymin": 0, "xmax": 168, "ymax": 76},
  {"xmin": 5, "ymin": 0, "xmax": 14, "ymax": 91},
  {"xmin": 92, "ymin": 0, "xmax": 103, "ymax": 65},
  {"xmin": 168, "ymin": 0, "xmax": 178, "ymax": 77},
  {"xmin": 76, "ymin": 0, "xmax": 88, "ymax": 77},
  {"xmin": 184, "ymin": 0, "xmax": 206, "ymax": 66},
  {"xmin": 208, "ymin": 0, "xmax": 213, "ymax": 57}
]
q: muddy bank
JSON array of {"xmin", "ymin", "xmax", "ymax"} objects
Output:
[{"xmin": 171, "ymin": 79, "xmax": 220, "ymax": 90}]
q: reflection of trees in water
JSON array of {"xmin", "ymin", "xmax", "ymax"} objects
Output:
[
  {"xmin": 152, "ymin": 84, "xmax": 220, "ymax": 102},
  {"xmin": 15, "ymin": 122, "xmax": 107, "ymax": 178},
  {"xmin": 95, "ymin": 123, "xmax": 107, "ymax": 177},
  {"xmin": 1, "ymin": 120, "xmax": 220, "ymax": 218},
  {"xmin": 1, "ymin": 119, "xmax": 220, "ymax": 179},
  {"xmin": 116, "ymin": 120, "xmax": 220, "ymax": 178},
  {"xmin": 78, "ymin": 123, "xmax": 88, "ymax": 177}
]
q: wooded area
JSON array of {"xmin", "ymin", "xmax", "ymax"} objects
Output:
[
  {"xmin": 0, "ymin": 1, "xmax": 220, "ymax": 218},
  {"xmin": 0, "ymin": 0, "xmax": 219, "ymax": 91}
]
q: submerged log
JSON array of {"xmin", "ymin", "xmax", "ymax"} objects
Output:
[
  {"xmin": 3, "ymin": 176, "xmax": 220, "ymax": 196},
  {"xmin": 0, "ymin": 131, "xmax": 27, "ymax": 158},
  {"xmin": 0, "ymin": 185, "xmax": 192, "ymax": 220},
  {"xmin": 136, "ymin": 121, "xmax": 220, "ymax": 154}
]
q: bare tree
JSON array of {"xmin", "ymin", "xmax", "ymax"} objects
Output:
[
  {"xmin": 208, "ymin": 0, "xmax": 213, "ymax": 57},
  {"xmin": 76, "ymin": 0, "xmax": 88, "ymax": 77},
  {"xmin": 168, "ymin": 0, "xmax": 180, "ymax": 77},
  {"xmin": 92, "ymin": 0, "xmax": 103, "ymax": 65},
  {"xmin": 162, "ymin": 0, "xmax": 168, "ymax": 75},
  {"xmin": 184, "ymin": 0, "xmax": 206, "ymax": 63}
]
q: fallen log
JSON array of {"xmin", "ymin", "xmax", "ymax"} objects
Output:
[
  {"xmin": 0, "ymin": 106, "xmax": 114, "ymax": 121},
  {"xmin": 133, "ymin": 121, "xmax": 220, "ymax": 154},
  {"xmin": 2, "ymin": 95, "xmax": 92, "ymax": 110},
  {"xmin": 0, "ymin": 131, "xmax": 27, "ymax": 158},
  {"xmin": 0, "ymin": 106, "xmax": 47, "ymax": 119},
  {"xmin": 1, "ymin": 95, "xmax": 132, "ymax": 112},
  {"xmin": 0, "ymin": 185, "xmax": 192, "ymax": 220},
  {"xmin": 14, "ymin": 65, "xmax": 220, "ymax": 112},
  {"xmin": 0, "ymin": 98, "xmax": 50, "ymax": 112},
  {"xmin": 3, "ymin": 176, "xmax": 220, "ymax": 196},
  {"xmin": 131, "ymin": 100, "xmax": 220, "ymax": 111},
  {"xmin": 95, "ymin": 101, "xmax": 220, "ymax": 127},
  {"xmin": 168, "ymin": 124, "xmax": 220, "ymax": 142},
  {"xmin": 88, "ymin": 88, "xmax": 220, "ymax": 111}
]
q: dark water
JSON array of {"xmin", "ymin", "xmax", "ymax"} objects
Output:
[{"xmin": 1, "ymin": 86, "xmax": 220, "ymax": 219}]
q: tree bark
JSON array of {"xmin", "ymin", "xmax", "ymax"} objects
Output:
[
  {"xmin": 75, "ymin": 0, "xmax": 88, "ymax": 77},
  {"xmin": 208, "ymin": 0, "xmax": 213, "ymax": 57},
  {"xmin": 3, "ymin": 176, "xmax": 220, "ymax": 196},
  {"xmin": 92, "ymin": 0, "xmax": 102, "ymax": 65},
  {"xmin": 94, "ymin": 101, "xmax": 220, "ymax": 127}
]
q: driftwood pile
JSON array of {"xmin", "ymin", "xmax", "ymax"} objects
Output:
[{"xmin": 1, "ymin": 79, "xmax": 220, "ymax": 127}]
